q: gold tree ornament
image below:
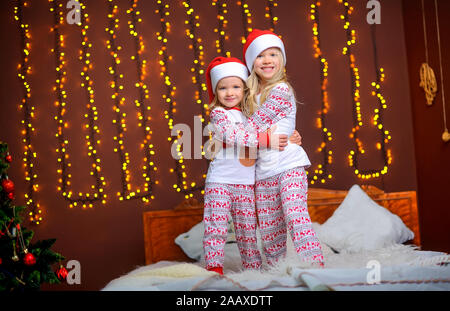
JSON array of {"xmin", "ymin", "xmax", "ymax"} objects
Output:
[
  {"xmin": 442, "ymin": 129, "xmax": 450, "ymax": 143},
  {"xmin": 419, "ymin": 62, "xmax": 437, "ymax": 106}
]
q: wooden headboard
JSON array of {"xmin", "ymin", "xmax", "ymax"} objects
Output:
[{"xmin": 142, "ymin": 186, "xmax": 420, "ymax": 265}]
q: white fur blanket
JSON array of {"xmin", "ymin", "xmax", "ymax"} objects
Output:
[{"xmin": 102, "ymin": 244, "xmax": 450, "ymax": 291}]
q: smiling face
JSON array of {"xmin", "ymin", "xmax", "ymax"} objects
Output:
[
  {"xmin": 215, "ymin": 76, "xmax": 245, "ymax": 109},
  {"xmin": 253, "ymin": 47, "xmax": 283, "ymax": 84}
]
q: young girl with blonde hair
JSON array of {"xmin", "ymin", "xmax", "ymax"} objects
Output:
[{"xmin": 211, "ymin": 30, "xmax": 324, "ymax": 267}]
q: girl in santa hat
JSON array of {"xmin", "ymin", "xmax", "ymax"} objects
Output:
[
  {"xmin": 211, "ymin": 30, "xmax": 324, "ymax": 267},
  {"xmin": 203, "ymin": 56, "xmax": 302, "ymax": 274}
]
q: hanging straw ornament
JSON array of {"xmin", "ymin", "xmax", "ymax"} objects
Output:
[
  {"xmin": 419, "ymin": 0, "xmax": 437, "ymax": 106},
  {"xmin": 420, "ymin": 64, "xmax": 437, "ymax": 106}
]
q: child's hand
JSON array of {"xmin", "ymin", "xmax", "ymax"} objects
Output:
[
  {"xmin": 269, "ymin": 125, "xmax": 289, "ymax": 151},
  {"xmin": 271, "ymin": 134, "xmax": 288, "ymax": 151},
  {"xmin": 259, "ymin": 125, "xmax": 288, "ymax": 150},
  {"xmin": 289, "ymin": 130, "xmax": 302, "ymax": 146}
]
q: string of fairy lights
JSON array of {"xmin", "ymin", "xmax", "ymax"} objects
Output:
[
  {"xmin": 156, "ymin": 0, "xmax": 206, "ymax": 199},
  {"xmin": 308, "ymin": 1, "xmax": 333, "ymax": 185},
  {"xmin": 265, "ymin": 0, "xmax": 278, "ymax": 32},
  {"xmin": 105, "ymin": 0, "xmax": 156, "ymax": 203},
  {"xmin": 237, "ymin": 0, "xmax": 252, "ymax": 44},
  {"xmin": 181, "ymin": 0, "xmax": 209, "ymax": 197},
  {"xmin": 126, "ymin": 0, "xmax": 157, "ymax": 201},
  {"xmin": 49, "ymin": 0, "xmax": 107, "ymax": 208},
  {"xmin": 105, "ymin": 0, "xmax": 128, "ymax": 200},
  {"xmin": 14, "ymin": 0, "xmax": 42, "ymax": 224},
  {"xmin": 8, "ymin": 1, "xmax": 398, "ymax": 212},
  {"xmin": 212, "ymin": 0, "xmax": 230, "ymax": 56},
  {"xmin": 182, "ymin": 0, "xmax": 209, "ymax": 122},
  {"xmin": 338, "ymin": 0, "xmax": 392, "ymax": 180},
  {"xmin": 155, "ymin": 0, "xmax": 182, "ymax": 195}
]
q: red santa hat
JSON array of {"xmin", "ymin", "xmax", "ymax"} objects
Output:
[
  {"xmin": 205, "ymin": 56, "xmax": 249, "ymax": 103},
  {"xmin": 242, "ymin": 29, "xmax": 286, "ymax": 72}
]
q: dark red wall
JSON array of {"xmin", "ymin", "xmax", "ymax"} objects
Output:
[
  {"xmin": 402, "ymin": 0, "xmax": 450, "ymax": 253},
  {"xmin": 1, "ymin": 0, "xmax": 444, "ymax": 290}
]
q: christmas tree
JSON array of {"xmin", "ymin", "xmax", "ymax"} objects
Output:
[{"xmin": 0, "ymin": 142, "xmax": 65, "ymax": 291}]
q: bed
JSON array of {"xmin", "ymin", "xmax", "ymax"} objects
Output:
[{"xmin": 102, "ymin": 185, "xmax": 450, "ymax": 291}]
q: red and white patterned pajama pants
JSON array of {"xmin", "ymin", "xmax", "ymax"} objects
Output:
[
  {"xmin": 203, "ymin": 183, "xmax": 262, "ymax": 270},
  {"xmin": 255, "ymin": 166, "xmax": 324, "ymax": 265}
]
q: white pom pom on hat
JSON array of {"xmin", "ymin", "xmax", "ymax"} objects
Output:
[{"xmin": 242, "ymin": 29, "xmax": 286, "ymax": 72}]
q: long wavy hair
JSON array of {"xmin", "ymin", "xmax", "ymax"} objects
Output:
[{"xmin": 242, "ymin": 48, "xmax": 296, "ymax": 117}]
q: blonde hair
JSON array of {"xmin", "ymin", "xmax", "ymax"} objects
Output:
[
  {"xmin": 242, "ymin": 49, "xmax": 296, "ymax": 116},
  {"xmin": 208, "ymin": 77, "xmax": 249, "ymax": 116}
]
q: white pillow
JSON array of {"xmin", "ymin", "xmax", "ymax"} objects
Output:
[
  {"xmin": 314, "ymin": 184, "xmax": 414, "ymax": 253},
  {"xmin": 175, "ymin": 221, "xmax": 204, "ymax": 261},
  {"xmin": 175, "ymin": 219, "xmax": 236, "ymax": 261}
]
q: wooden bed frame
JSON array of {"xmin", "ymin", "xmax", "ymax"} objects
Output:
[{"xmin": 142, "ymin": 186, "xmax": 420, "ymax": 265}]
